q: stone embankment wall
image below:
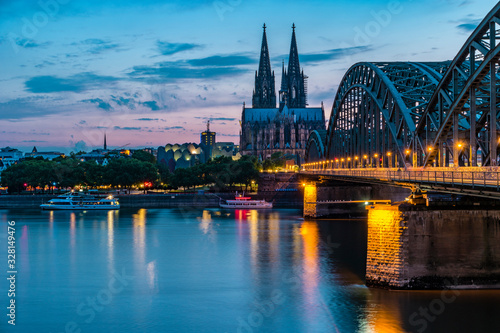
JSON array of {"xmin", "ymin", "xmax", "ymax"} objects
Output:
[
  {"xmin": 0, "ymin": 195, "xmax": 58, "ymax": 208},
  {"xmin": 0, "ymin": 192, "xmax": 301, "ymax": 209},
  {"xmin": 366, "ymin": 204, "xmax": 500, "ymax": 289}
]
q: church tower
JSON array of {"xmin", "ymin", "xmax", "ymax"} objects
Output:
[
  {"xmin": 252, "ymin": 24, "xmax": 277, "ymax": 109},
  {"xmin": 240, "ymin": 24, "xmax": 325, "ymax": 163},
  {"xmin": 280, "ymin": 24, "xmax": 307, "ymax": 110}
]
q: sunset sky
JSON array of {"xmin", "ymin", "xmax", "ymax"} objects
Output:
[{"xmin": 0, "ymin": 0, "xmax": 497, "ymax": 153}]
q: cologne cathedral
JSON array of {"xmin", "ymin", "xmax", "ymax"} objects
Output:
[{"xmin": 239, "ymin": 24, "xmax": 325, "ymax": 163}]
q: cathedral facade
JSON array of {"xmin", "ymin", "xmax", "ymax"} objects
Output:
[{"xmin": 239, "ymin": 24, "xmax": 325, "ymax": 163}]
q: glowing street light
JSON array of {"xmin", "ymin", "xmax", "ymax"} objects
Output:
[{"xmin": 405, "ymin": 149, "xmax": 411, "ymax": 155}]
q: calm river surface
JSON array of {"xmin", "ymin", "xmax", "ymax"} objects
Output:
[{"xmin": 1, "ymin": 208, "xmax": 500, "ymax": 333}]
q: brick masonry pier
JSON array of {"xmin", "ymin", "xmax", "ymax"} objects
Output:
[
  {"xmin": 302, "ymin": 181, "xmax": 411, "ymax": 218},
  {"xmin": 366, "ymin": 203, "xmax": 500, "ymax": 289}
]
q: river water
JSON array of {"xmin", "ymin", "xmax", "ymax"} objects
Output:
[{"xmin": 1, "ymin": 208, "xmax": 499, "ymax": 333}]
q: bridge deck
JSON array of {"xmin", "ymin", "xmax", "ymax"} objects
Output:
[{"xmin": 303, "ymin": 168, "xmax": 500, "ymax": 199}]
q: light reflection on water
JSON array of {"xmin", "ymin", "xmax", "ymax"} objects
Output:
[{"xmin": 0, "ymin": 208, "xmax": 499, "ymax": 333}]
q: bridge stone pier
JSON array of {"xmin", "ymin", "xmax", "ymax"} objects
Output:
[
  {"xmin": 302, "ymin": 177, "xmax": 410, "ymax": 218},
  {"xmin": 302, "ymin": 179, "xmax": 500, "ymax": 289},
  {"xmin": 366, "ymin": 203, "xmax": 500, "ymax": 289}
]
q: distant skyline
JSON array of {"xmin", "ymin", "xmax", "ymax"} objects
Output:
[{"xmin": 0, "ymin": 0, "xmax": 497, "ymax": 153}]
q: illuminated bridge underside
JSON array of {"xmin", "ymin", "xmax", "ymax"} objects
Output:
[
  {"xmin": 306, "ymin": 3, "xmax": 500, "ymax": 168},
  {"xmin": 304, "ymin": 169, "xmax": 500, "ymax": 199}
]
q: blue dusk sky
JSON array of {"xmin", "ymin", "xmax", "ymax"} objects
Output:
[{"xmin": 0, "ymin": 0, "xmax": 497, "ymax": 153}]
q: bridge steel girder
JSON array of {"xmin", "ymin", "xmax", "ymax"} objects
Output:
[
  {"xmin": 414, "ymin": 2, "xmax": 500, "ymax": 167},
  {"xmin": 322, "ymin": 62, "xmax": 449, "ymax": 167}
]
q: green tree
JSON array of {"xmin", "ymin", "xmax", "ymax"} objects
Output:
[
  {"xmin": 132, "ymin": 150, "xmax": 156, "ymax": 164},
  {"xmin": 158, "ymin": 163, "xmax": 171, "ymax": 186},
  {"xmin": 235, "ymin": 156, "xmax": 260, "ymax": 190},
  {"xmin": 1, "ymin": 163, "xmax": 28, "ymax": 194},
  {"xmin": 82, "ymin": 161, "xmax": 105, "ymax": 187},
  {"xmin": 204, "ymin": 156, "xmax": 234, "ymax": 191},
  {"xmin": 171, "ymin": 167, "xmax": 199, "ymax": 191},
  {"xmin": 105, "ymin": 158, "xmax": 158, "ymax": 189},
  {"xmin": 263, "ymin": 152, "xmax": 285, "ymax": 170},
  {"xmin": 24, "ymin": 160, "xmax": 57, "ymax": 193},
  {"xmin": 53, "ymin": 158, "xmax": 85, "ymax": 188}
]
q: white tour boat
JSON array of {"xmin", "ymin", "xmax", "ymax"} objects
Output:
[
  {"xmin": 40, "ymin": 192, "xmax": 120, "ymax": 210},
  {"xmin": 219, "ymin": 194, "xmax": 273, "ymax": 209}
]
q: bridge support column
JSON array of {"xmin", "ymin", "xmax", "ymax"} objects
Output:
[
  {"xmin": 303, "ymin": 184, "xmax": 318, "ymax": 218},
  {"xmin": 470, "ymin": 87, "xmax": 477, "ymax": 166},
  {"xmin": 490, "ymin": 61, "xmax": 497, "ymax": 166},
  {"xmin": 438, "ymin": 141, "xmax": 444, "ymax": 167},
  {"xmin": 366, "ymin": 203, "xmax": 500, "ymax": 289},
  {"xmin": 453, "ymin": 111, "xmax": 459, "ymax": 167}
]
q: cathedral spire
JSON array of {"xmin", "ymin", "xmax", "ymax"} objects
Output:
[
  {"xmin": 252, "ymin": 23, "xmax": 276, "ymax": 108},
  {"xmin": 288, "ymin": 23, "xmax": 301, "ymax": 79},
  {"xmin": 285, "ymin": 23, "xmax": 306, "ymax": 108},
  {"xmin": 258, "ymin": 24, "xmax": 272, "ymax": 78},
  {"xmin": 104, "ymin": 133, "xmax": 107, "ymax": 150}
]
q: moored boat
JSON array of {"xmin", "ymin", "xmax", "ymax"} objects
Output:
[
  {"xmin": 40, "ymin": 192, "xmax": 120, "ymax": 210},
  {"xmin": 219, "ymin": 194, "xmax": 272, "ymax": 209}
]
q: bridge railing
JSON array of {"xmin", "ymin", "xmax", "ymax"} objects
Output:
[{"xmin": 304, "ymin": 168, "xmax": 500, "ymax": 190}]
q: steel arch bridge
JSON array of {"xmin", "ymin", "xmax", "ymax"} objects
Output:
[{"xmin": 305, "ymin": 2, "xmax": 500, "ymax": 169}]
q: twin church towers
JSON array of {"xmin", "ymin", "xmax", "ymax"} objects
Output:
[
  {"xmin": 252, "ymin": 23, "xmax": 307, "ymax": 110},
  {"xmin": 240, "ymin": 24, "xmax": 325, "ymax": 162}
]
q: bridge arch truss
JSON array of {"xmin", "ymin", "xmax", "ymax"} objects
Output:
[{"xmin": 324, "ymin": 62, "xmax": 449, "ymax": 167}]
